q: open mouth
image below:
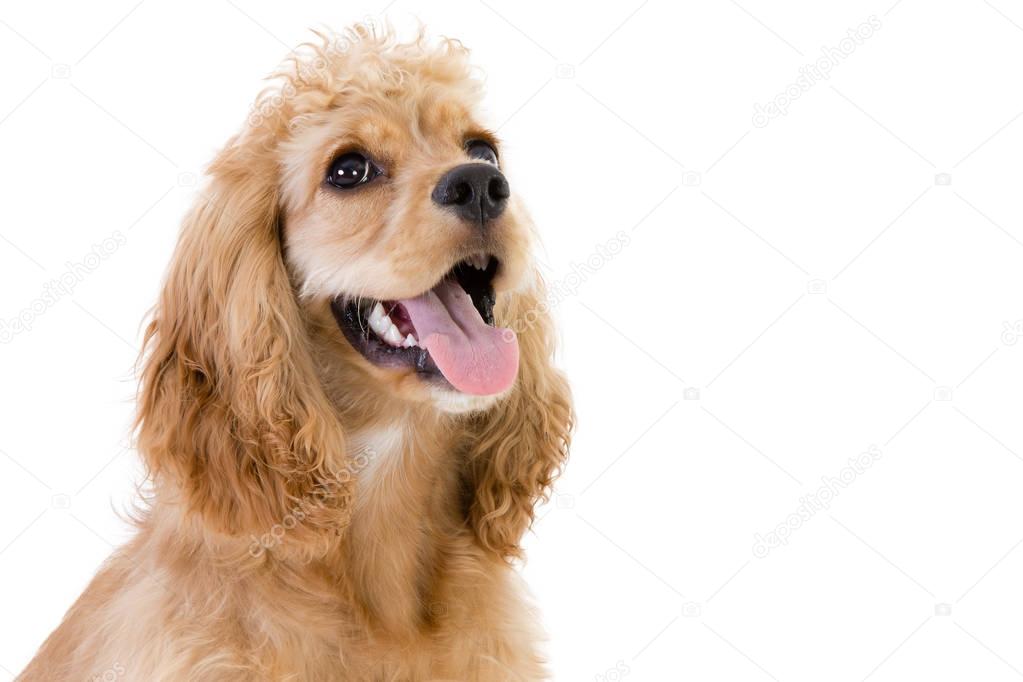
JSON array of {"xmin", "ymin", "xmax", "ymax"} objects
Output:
[{"xmin": 330, "ymin": 255, "xmax": 520, "ymax": 396}]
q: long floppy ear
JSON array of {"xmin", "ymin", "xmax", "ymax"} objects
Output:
[
  {"xmin": 465, "ymin": 275, "xmax": 573, "ymax": 560},
  {"xmin": 136, "ymin": 134, "xmax": 351, "ymax": 544}
]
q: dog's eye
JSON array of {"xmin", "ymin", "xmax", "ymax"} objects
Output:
[
  {"xmin": 466, "ymin": 140, "xmax": 499, "ymax": 166},
  {"xmin": 327, "ymin": 152, "xmax": 379, "ymax": 189}
]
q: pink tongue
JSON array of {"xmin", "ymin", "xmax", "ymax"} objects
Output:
[{"xmin": 398, "ymin": 279, "xmax": 519, "ymax": 395}]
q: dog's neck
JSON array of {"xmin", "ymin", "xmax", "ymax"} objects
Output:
[{"xmin": 343, "ymin": 411, "xmax": 465, "ymax": 637}]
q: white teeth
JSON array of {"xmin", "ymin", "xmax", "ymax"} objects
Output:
[
  {"xmin": 370, "ymin": 304, "xmax": 396, "ymax": 343},
  {"xmin": 402, "ymin": 333, "xmax": 418, "ymax": 348},
  {"xmin": 367, "ymin": 303, "xmax": 405, "ymax": 347},
  {"xmin": 383, "ymin": 324, "xmax": 404, "ymax": 346},
  {"xmin": 468, "ymin": 254, "xmax": 490, "ymax": 270},
  {"xmin": 368, "ymin": 303, "xmax": 390, "ymax": 335},
  {"xmin": 368, "ymin": 302, "xmax": 387, "ymax": 326}
]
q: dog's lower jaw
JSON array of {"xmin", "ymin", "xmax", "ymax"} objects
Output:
[{"xmin": 427, "ymin": 382, "xmax": 511, "ymax": 414}]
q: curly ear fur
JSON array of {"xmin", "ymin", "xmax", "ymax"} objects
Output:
[
  {"xmin": 466, "ymin": 277, "xmax": 573, "ymax": 560},
  {"xmin": 136, "ymin": 134, "xmax": 351, "ymax": 545}
]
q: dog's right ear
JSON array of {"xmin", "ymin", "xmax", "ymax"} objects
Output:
[
  {"xmin": 136, "ymin": 132, "xmax": 352, "ymax": 548},
  {"xmin": 464, "ymin": 274, "xmax": 574, "ymax": 560}
]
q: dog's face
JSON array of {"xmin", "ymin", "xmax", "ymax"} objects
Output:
[
  {"xmin": 136, "ymin": 29, "xmax": 571, "ymax": 548},
  {"xmin": 275, "ymin": 41, "xmax": 533, "ymax": 413}
]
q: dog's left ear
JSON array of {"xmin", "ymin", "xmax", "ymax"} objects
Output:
[
  {"xmin": 136, "ymin": 130, "xmax": 353, "ymax": 546},
  {"xmin": 464, "ymin": 275, "xmax": 573, "ymax": 560}
]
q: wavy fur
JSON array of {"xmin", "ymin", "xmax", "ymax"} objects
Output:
[{"xmin": 20, "ymin": 23, "xmax": 571, "ymax": 682}]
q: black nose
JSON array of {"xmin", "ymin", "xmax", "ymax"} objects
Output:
[{"xmin": 431, "ymin": 163, "xmax": 510, "ymax": 225}]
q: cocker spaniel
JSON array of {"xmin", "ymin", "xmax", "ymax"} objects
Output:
[{"xmin": 20, "ymin": 24, "xmax": 572, "ymax": 682}]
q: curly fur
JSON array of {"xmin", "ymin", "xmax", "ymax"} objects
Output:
[{"xmin": 19, "ymin": 23, "xmax": 572, "ymax": 681}]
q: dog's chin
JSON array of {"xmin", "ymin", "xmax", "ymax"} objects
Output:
[
  {"xmin": 425, "ymin": 384, "xmax": 508, "ymax": 414},
  {"xmin": 328, "ymin": 254, "xmax": 519, "ymax": 409}
]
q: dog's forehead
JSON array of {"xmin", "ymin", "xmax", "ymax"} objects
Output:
[
  {"xmin": 320, "ymin": 89, "xmax": 481, "ymax": 165},
  {"xmin": 355, "ymin": 86, "xmax": 477, "ymax": 139},
  {"xmin": 415, "ymin": 93, "xmax": 477, "ymax": 137}
]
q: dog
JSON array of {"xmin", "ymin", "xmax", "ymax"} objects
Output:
[{"xmin": 20, "ymin": 24, "xmax": 572, "ymax": 681}]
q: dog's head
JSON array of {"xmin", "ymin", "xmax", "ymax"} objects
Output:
[
  {"xmin": 137, "ymin": 25, "xmax": 571, "ymax": 559},
  {"xmin": 276, "ymin": 30, "xmax": 532, "ymax": 412}
]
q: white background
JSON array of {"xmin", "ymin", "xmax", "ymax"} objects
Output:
[{"xmin": 2, "ymin": 1, "xmax": 1023, "ymax": 680}]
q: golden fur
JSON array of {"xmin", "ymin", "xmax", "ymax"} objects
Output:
[{"xmin": 20, "ymin": 24, "xmax": 571, "ymax": 681}]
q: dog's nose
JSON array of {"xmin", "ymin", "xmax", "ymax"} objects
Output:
[{"xmin": 431, "ymin": 163, "xmax": 510, "ymax": 226}]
